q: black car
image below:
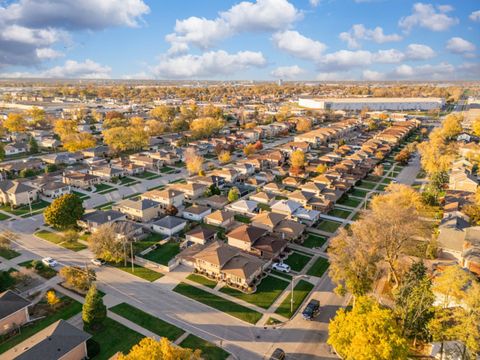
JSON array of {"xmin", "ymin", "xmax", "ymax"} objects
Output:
[
  {"xmin": 270, "ymin": 348, "xmax": 286, "ymax": 360},
  {"xmin": 302, "ymin": 299, "xmax": 320, "ymax": 320}
]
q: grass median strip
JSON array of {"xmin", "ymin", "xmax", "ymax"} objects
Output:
[
  {"xmin": 110, "ymin": 302, "xmax": 184, "ymax": 341},
  {"xmin": 180, "ymin": 334, "xmax": 229, "ymax": 360},
  {"xmin": 306, "ymin": 257, "xmax": 330, "ymax": 278},
  {"xmin": 274, "ymin": 280, "xmax": 314, "ymax": 319},
  {"xmin": 0, "ymin": 248, "xmax": 20, "ymax": 259},
  {"xmin": 109, "ymin": 261, "xmax": 163, "ymax": 282},
  {"xmin": 220, "ymin": 276, "xmax": 289, "ymax": 310},
  {"xmin": 35, "ymin": 230, "xmax": 87, "ymax": 251},
  {"xmin": 173, "ymin": 282, "xmax": 262, "ymax": 324}
]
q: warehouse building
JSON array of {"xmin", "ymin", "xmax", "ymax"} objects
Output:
[{"xmin": 298, "ymin": 97, "xmax": 444, "ymax": 111}]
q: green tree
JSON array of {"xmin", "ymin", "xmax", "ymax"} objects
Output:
[
  {"xmin": 19, "ymin": 168, "xmax": 36, "ymax": 178},
  {"xmin": 82, "ymin": 284, "xmax": 106, "ymax": 330},
  {"xmin": 328, "ymin": 296, "xmax": 409, "ymax": 360},
  {"xmin": 394, "ymin": 261, "xmax": 434, "ymax": 344},
  {"xmin": 88, "ymin": 223, "xmax": 127, "ymax": 263},
  {"xmin": 28, "ymin": 137, "xmax": 39, "ymax": 154},
  {"xmin": 44, "ymin": 194, "xmax": 84, "ymax": 229},
  {"xmin": 45, "ymin": 164, "xmax": 58, "ymax": 173},
  {"xmin": 228, "ymin": 187, "xmax": 240, "ymax": 202},
  {"xmin": 0, "ymin": 143, "xmax": 4, "ymax": 161}
]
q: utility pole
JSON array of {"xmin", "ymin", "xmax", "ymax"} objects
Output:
[{"xmin": 130, "ymin": 241, "xmax": 134, "ymax": 273}]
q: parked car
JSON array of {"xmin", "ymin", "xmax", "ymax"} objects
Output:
[
  {"xmin": 91, "ymin": 258, "xmax": 106, "ymax": 266},
  {"xmin": 272, "ymin": 262, "xmax": 291, "ymax": 273},
  {"xmin": 42, "ymin": 257, "xmax": 58, "ymax": 267},
  {"xmin": 270, "ymin": 348, "xmax": 286, "ymax": 360},
  {"xmin": 302, "ymin": 299, "xmax": 320, "ymax": 320}
]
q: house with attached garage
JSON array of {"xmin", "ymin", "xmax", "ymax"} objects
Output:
[
  {"xmin": 185, "ymin": 226, "xmax": 217, "ymax": 245},
  {"xmin": 226, "ymin": 199, "xmax": 259, "ymax": 216},
  {"xmin": 113, "ymin": 198, "xmax": 161, "ymax": 222},
  {"xmin": 168, "ymin": 182, "xmax": 207, "ymax": 200},
  {"xmin": 151, "ymin": 216, "xmax": 187, "ymax": 236},
  {"xmin": 30, "ymin": 179, "xmax": 71, "ymax": 199},
  {"xmin": 251, "ymin": 212, "xmax": 286, "ymax": 232},
  {"xmin": 0, "ymin": 290, "xmax": 31, "ymax": 335},
  {"xmin": 0, "ymin": 180, "xmax": 38, "ymax": 206},
  {"xmin": 4, "ymin": 142, "xmax": 28, "ymax": 156},
  {"xmin": 141, "ymin": 189, "xmax": 184, "ymax": 209},
  {"xmin": 78, "ymin": 210, "xmax": 126, "ymax": 232},
  {"xmin": 62, "ymin": 171, "xmax": 100, "ymax": 190},
  {"xmin": 182, "ymin": 204, "xmax": 212, "ymax": 221},
  {"xmin": 204, "ymin": 210, "xmax": 235, "ymax": 229}
]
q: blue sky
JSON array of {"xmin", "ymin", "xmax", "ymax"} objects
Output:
[{"xmin": 0, "ymin": 0, "xmax": 478, "ymax": 80}]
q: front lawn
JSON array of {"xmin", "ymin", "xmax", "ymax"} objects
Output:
[
  {"xmin": 355, "ymin": 181, "xmax": 377, "ymax": 190},
  {"xmin": 0, "ymin": 212, "xmax": 11, "ymax": 221},
  {"xmin": 302, "ymin": 233, "xmax": 327, "ymax": 249},
  {"xmin": 180, "ymin": 334, "xmax": 229, "ymax": 360},
  {"xmin": 19, "ymin": 260, "xmax": 57, "ymax": 279},
  {"xmin": 336, "ymin": 195, "xmax": 361, "ymax": 208},
  {"xmin": 134, "ymin": 171, "xmax": 157, "ymax": 179},
  {"xmin": 94, "ymin": 183, "xmax": 114, "ymax": 193},
  {"xmin": 316, "ymin": 220, "xmax": 342, "ymax": 233},
  {"xmin": 348, "ymin": 189, "xmax": 368, "ymax": 198},
  {"xmin": 306, "ymin": 257, "xmax": 330, "ymax": 278},
  {"xmin": 234, "ymin": 214, "xmax": 251, "ymax": 224},
  {"xmin": 187, "ymin": 273, "xmax": 218, "ymax": 289},
  {"xmin": 0, "ymin": 248, "xmax": 20, "ymax": 260},
  {"xmin": 328, "ymin": 208, "xmax": 352, "ymax": 219},
  {"xmin": 108, "ymin": 261, "xmax": 163, "ymax": 282},
  {"xmin": 274, "ymin": 280, "xmax": 314, "ymax": 319},
  {"xmin": 119, "ymin": 177, "xmax": 137, "ymax": 185},
  {"xmin": 173, "ymin": 282, "xmax": 262, "ymax": 324},
  {"xmin": 220, "ymin": 276, "xmax": 289, "ymax": 310},
  {"xmin": 284, "ymin": 252, "xmax": 312, "ymax": 272},
  {"xmin": 72, "ymin": 190, "xmax": 90, "ymax": 200},
  {"xmin": 0, "ymin": 295, "xmax": 82, "ymax": 353},
  {"xmin": 0, "ymin": 200, "xmax": 50, "ymax": 216},
  {"xmin": 160, "ymin": 166, "xmax": 174, "ymax": 173},
  {"xmin": 271, "ymin": 270, "xmax": 292, "ymax": 280},
  {"xmin": 35, "ymin": 230, "xmax": 87, "ymax": 251},
  {"xmin": 88, "ymin": 317, "xmax": 144, "ymax": 360},
  {"xmin": 110, "ymin": 303, "xmax": 184, "ymax": 341},
  {"xmin": 142, "ymin": 241, "xmax": 180, "ymax": 266}
]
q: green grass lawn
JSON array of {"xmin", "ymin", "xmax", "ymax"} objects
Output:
[
  {"xmin": 98, "ymin": 188, "xmax": 117, "ymax": 195},
  {"xmin": 257, "ymin": 203, "xmax": 271, "ymax": 212},
  {"xmin": 160, "ymin": 166, "xmax": 174, "ymax": 173},
  {"xmin": 328, "ymin": 208, "xmax": 352, "ymax": 219},
  {"xmin": 187, "ymin": 273, "xmax": 218, "ymax": 289},
  {"xmin": 265, "ymin": 317, "xmax": 283, "ymax": 326},
  {"xmin": 302, "ymin": 233, "xmax": 327, "ymax": 249},
  {"xmin": 234, "ymin": 214, "xmax": 251, "ymax": 224},
  {"xmin": 365, "ymin": 175, "xmax": 381, "ymax": 182},
  {"xmin": 274, "ymin": 280, "xmax": 314, "ymax": 319},
  {"xmin": 356, "ymin": 181, "xmax": 377, "ymax": 189},
  {"xmin": 180, "ymin": 334, "xmax": 229, "ymax": 360},
  {"xmin": 134, "ymin": 171, "xmax": 157, "ymax": 179},
  {"xmin": 119, "ymin": 177, "xmax": 137, "ymax": 185},
  {"xmin": 0, "ymin": 248, "xmax": 21, "ymax": 259},
  {"xmin": 271, "ymin": 270, "xmax": 292, "ymax": 280},
  {"xmin": 376, "ymin": 184, "xmax": 387, "ymax": 191},
  {"xmin": 108, "ymin": 261, "xmax": 163, "ymax": 282},
  {"xmin": 18, "ymin": 260, "xmax": 57, "ymax": 279},
  {"xmin": 147, "ymin": 184, "xmax": 166, "ymax": 191},
  {"xmin": 88, "ymin": 317, "xmax": 144, "ymax": 360},
  {"xmin": 110, "ymin": 303, "xmax": 184, "ymax": 341},
  {"xmin": 34, "ymin": 230, "xmax": 87, "ymax": 251},
  {"xmin": 0, "ymin": 212, "xmax": 11, "ymax": 221},
  {"xmin": 316, "ymin": 220, "xmax": 342, "ymax": 233},
  {"xmin": 220, "ymin": 276, "xmax": 289, "ymax": 310},
  {"xmin": 348, "ymin": 189, "xmax": 368, "ymax": 198},
  {"xmin": 337, "ymin": 195, "xmax": 362, "ymax": 208},
  {"xmin": 94, "ymin": 183, "xmax": 114, "ymax": 193},
  {"xmin": 0, "ymin": 295, "xmax": 82, "ymax": 354},
  {"xmin": 306, "ymin": 257, "xmax": 330, "ymax": 278},
  {"xmin": 71, "ymin": 190, "xmax": 90, "ymax": 200},
  {"xmin": 381, "ymin": 178, "xmax": 392, "ymax": 184},
  {"xmin": 122, "ymin": 192, "xmax": 141, "ymax": 200},
  {"xmin": 142, "ymin": 241, "xmax": 180, "ymax": 266},
  {"xmin": 284, "ymin": 252, "xmax": 312, "ymax": 272},
  {"xmin": 275, "ymin": 195, "xmax": 288, "ymax": 200},
  {"xmin": 173, "ymin": 282, "xmax": 262, "ymax": 324},
  {"xmin": 0, "ymin": 200, "xmax": 50, "ymax": 216}
]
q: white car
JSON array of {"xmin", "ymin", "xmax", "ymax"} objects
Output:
[
  {"xmin": 91, "ymin": 258, "xmax": 106, "ymax": 266},
  {"xmin": 272, "ymin": 262, "xmax": 291, "ymax": 273},
  {"xmin": 42, "ymin": 257, "xmax": 58, "ymax": 267}
]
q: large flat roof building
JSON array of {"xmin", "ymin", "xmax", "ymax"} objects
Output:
[{"xmin": 298, "ymin": 97, "xmax": 444, "ymax": 111}]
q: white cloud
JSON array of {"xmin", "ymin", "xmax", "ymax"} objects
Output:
[
  {"xmin": 271, "ymin": 65, "xmax": 304, "ymax": 79},
  {"xmin": 446, "ymin": 37, "xmax": 476, "ymax": 54},
  {"xmin": 399, "ymin": 3, "xmax": 458, "ymax": 32},
  {"xmin": 272, "ymin": 30, "xmax": 326, "ymax": 62},
  {"xmin": 362, "ymin": 70, "xmax": 386, "ymax": 81},
  {"xmin": 374, "ymin": 49, "xmax": 405, "ymax": 64},
  {"xmin": 0, "ymin": 59, "xmax": 111, "ymax": 78},
  {"xmin": 166, "ymin": 0, "xmax": 301, "ymax": 51},
  {"xmin": 339, "ymin": 24, "xmax": 402, "ymax": 49},
  {"xmin": 36, "ymin": 47, "xmax": 64, "ymax": 59},
  {"xmin": 318, "ymin": 50, "xmax": 373, "ymax": 70},
  {"xmin": 152, "ymin": 50, "xmax": 267, "ymax": 79},
  {"xmin": 309, "ymin": 0, "xmax": 320, "ymax": 7},
  {"xmin": 470, "ymin": 10, "xmax": 480, "ymax": 22},
  {"xmin": 393, "ymin": 62, "xmax": 455, "ymax": 79},
  {"xmin": 405, "ymin": 43, "xmax": 436, "ymax": 60},
  {"xmin": 0, "ymin": 0, "xmax": 149, "ymax": 68}
]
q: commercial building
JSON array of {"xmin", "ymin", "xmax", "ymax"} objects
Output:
[{"xmin": 298, "ymin": 97, "xmax": 444, "ymax": 111}]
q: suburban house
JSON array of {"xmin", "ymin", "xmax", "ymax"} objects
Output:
[
  {"xmin": 251, "ymin": 212, "xmax": 286, "ymax": 232},
  {"xmin": 271, "ymin": 199, "xmax": 302, "ymax": 217},
  {"xmin": 89, "ymin": 165, "xmax": 125, "ymax": 181},
  {"xmin": 204, "ymin": 210, "xmax": 235, "ymax": 229},
  {"xmin": 113, "ymin": 198, "xmax": 161, "ymax": 222},
  {"xmin": 62, "ymin": 171, "xmax": 100, "ymax": 190},
  {"xmin": 151, "ymin": 216, "xmax": 187, "ymax": 236},
  {"xmin": 168, "ymin": 182, "xmax": 207, "ymax": 200},
  {"xmin": 192, "ymin": 240, "xmax": 266, "ymax": 288},
  {"xmin": 182, "ymin": 205, "xmax": 212, "ymax": 221},
  {"xmin": 196, "ymin": 195, "xmax": 229, "ymax": 210},
  {"xmin": 0, "ymin": 290, "xmax": 30, "ymax": 335},
  {"xmin": 111, "ymin": 221, "xmax": 145, "ymax": 241},
  {"xmin": 3, "ymin": 320, "xmax": 91, "ymax": 360},
  {"xmin": 188, "ymin": 175, "xmax": 225, "ymax": 189},
  {"xmin": 34, "ymin": 181, "xmax": 71, "ymax": 199},
  {"xmin": 4, "ymin": 142, "xmax": 28, "ymax": 156},
  {"xmin": 141, "ymin": 189, "xmax": 184, "ymax": 209},
  {"xmin": 78, "ymin": 210, "xmax": 126, "ymax": 232},
  {"xmin": 263, "ymin": 182, "xmax": 284, "ymax": 195},
  {"xmin": 293, "ymin": 207, "xmax": 322, "ymax": 225},
  {"xmin": 227, "ymin": 224, "xmax": 288, "ymax": 260},
  {"xmin": 0, "ymin": 180, "xmax": 38, "ymax": 207},
  {"xmin": 185, "ymin": 226, "xmax": 217, "ymax": 245},
  {"xmin": 249, "ymin": 191, "xmax": 275, "ymax": 205},
  {"xmin": 274, "ymin": 219, "xmax": 306, "ymax": 240},
  {"xmin": 226, "ymin": 199, "xmax": 258, "ymax": 216}
]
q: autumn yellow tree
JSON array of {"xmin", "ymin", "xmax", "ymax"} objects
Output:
[
  {"xmin": 62, "ymin": 133, "xmax": 96, "ymax": 152},
  {"xmin": 472, "ymin": 117, "xmax": 480, "ymax": 137},
  {"xmin": 218, "ymin": 150, "xmax": 231, "ymax": 164},
  {"xmin": 118, "ymin": 337, "xmax": 202, "ymax": 360},
  {"xmin": 316, "ymin": 164, "xmax": 328, "ymax": 174},
  {"xmin": 146, "ymin": 119, "xmax": 167, "ymax": 136},
  {"xmin": 4, "ymin": 113, "xmax": 28, "ymax": 132},
  {"xmin": 46, "ymin": 290, "xmax": 60, "ymax": 310},
  {"xmin": 103, "ymin": 126, "xmax": 148, "ymax": 154},
  {"xmin": 185, "ymin": 147, "xmax": 204, "ymax": 175},
  {"xmin": 290, "ymin": 150, "xmax": 305, "ymax": 170},
  {"xmin": 296, "ymin": 118, "xmax": 312, "ymax": 132},
  {"xmin": 243, "ymin": 143, "xmax": 256, "ymax": 157},
  {"xmin": 441, "ymin": 113, "xmax": 463, "ymax": 139},
  {"xmin": 54, "ymin": 119, "xmax": 78, "ymax": 139},
  {"xmin": 190, "ymin": 117, "xmax": 225, "ymax": 138}
]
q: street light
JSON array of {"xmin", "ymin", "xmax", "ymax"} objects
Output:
[{"xmin": 290, "ymin": 274, "xmax": 309, "ymax": 314}]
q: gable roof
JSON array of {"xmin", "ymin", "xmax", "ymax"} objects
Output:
[
  {"xmin": 227, "ymin": 224, "xmax": 267, "ymax": 244},
  {"xmin": 0, "ymin": 290, "xmax": 30, "ymax": 320},
  {"xmin": 251, "ymin": 212, "xmax": 286, "ymax": 228},
  {"xmin": 193, "ymin": 240, "xmax": 240, "ymax": 267},
  {"xmin": 152, "ymin": 215, "xmax": 186, "ymax": 229}
]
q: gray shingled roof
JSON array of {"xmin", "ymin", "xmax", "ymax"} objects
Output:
[
  {"xmin": 153, "ymin": 216, "xmax": 186, "ymax": 229},
  {"xmin": 0, "ymin": 290, "xmax": 30, "ymax": 320}
]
